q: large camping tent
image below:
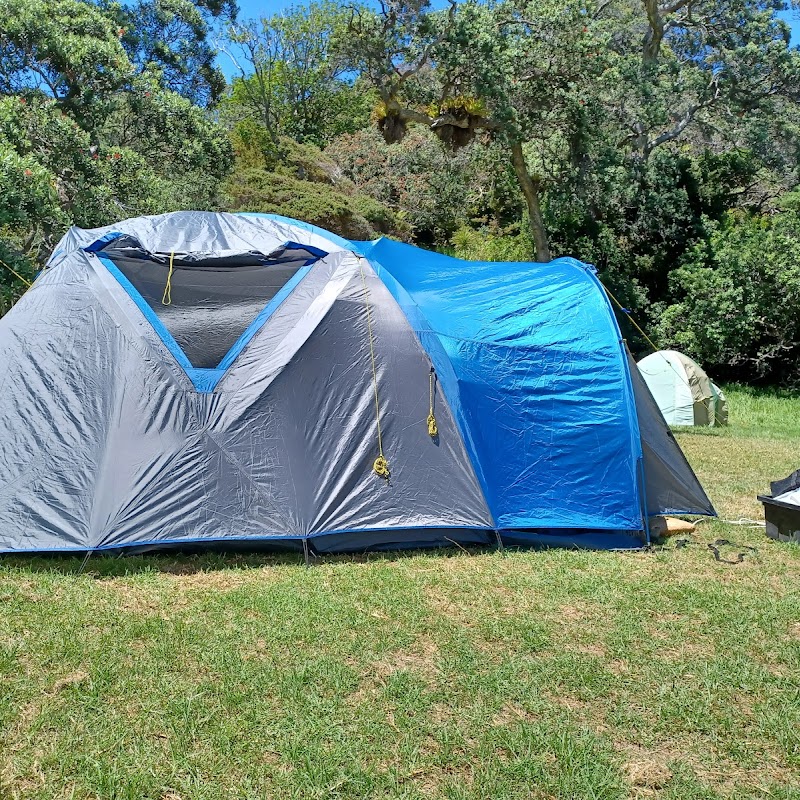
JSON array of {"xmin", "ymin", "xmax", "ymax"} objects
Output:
[
  {"xmin": 637, "ymin": 350, "xmax": 728, "ymax": 427},
  {"xmin": 0, "ymin": 212, "xmax": 714, "ymax": 554}
]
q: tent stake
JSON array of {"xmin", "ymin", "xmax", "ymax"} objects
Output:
[{"xmin": 76, "ymin": 549, "xmax": 94, "ymax": 576}]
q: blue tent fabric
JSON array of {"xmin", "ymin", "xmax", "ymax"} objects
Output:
[
  {"xmin": 0, "ymin": 211, "xmax": 714, "ymax": 555},
  {"xmin": 362, "ymin": 239, "xmax": 644, "ymax": 531}
]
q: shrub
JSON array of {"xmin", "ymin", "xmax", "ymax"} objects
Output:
[{"xmin": 658, "ymin": 209, "xmax": 800, "ymax": 385}]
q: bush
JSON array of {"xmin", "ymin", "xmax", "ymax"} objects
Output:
[
  {"xmin": 658, "ymin": 210, "xmax": 800, "ymax": 386},
  {"xmin": 326, "ymin": 128, "xmax": 511, "ymax": 247},
  {"xmin": 220, "ymin": 167, "xmax": 407, "ymax": 241},
  {"xmin": 450, "ymin": 223, "xmax": 534, "ymax": 262}
]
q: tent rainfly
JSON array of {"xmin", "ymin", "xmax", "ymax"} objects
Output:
[
  {"xmin": 637, "ymin": 350, "xmax": 728, "ymax": 427},
  {"xmin": 0, "ymin": 212, "xmax": 715, "ymax": 555}
]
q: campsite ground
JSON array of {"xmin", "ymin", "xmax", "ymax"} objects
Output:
[{"xmin": 1, "ymin": 386, "xmax": 798, "ymax": 800}]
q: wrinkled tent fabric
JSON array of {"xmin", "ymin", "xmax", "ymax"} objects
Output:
[
  {"xmin": 0, "ymin": 211, "xmax": 715, "ymax": 554},
  {"xmin": 637, "ymin": 350, "xmax": 728, "ymax": 427}
]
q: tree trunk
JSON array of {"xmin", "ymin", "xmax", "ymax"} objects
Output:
[{"xmin": 510, "ymin": 140, "xmax": 551, "ymax": 262}]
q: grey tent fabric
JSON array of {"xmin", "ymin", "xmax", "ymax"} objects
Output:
[
  {"xmin": 0, "ymin": 244, "xmax": 491, "ymax": 552},
  {"xmin": 103, "ymin": 238, "xmax": 324, "ymax": 369},
  {"xmin": 49, "ymin": 210, "xmax": 346, "ymax": 264},
  {"xmin": 627, "ymin": 351, "xmax": 716, "ymax": 516}
]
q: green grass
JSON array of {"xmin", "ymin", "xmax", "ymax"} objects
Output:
[{"xmin": 1, "ymin": 387, "xmax": 799, "ymax": 799}]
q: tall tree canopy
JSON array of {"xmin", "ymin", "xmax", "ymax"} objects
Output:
[
  {"xmin": 108, "ymin": 0, "xmax": 236, "ymax": 106},
  {"xmin": 0, "ymin": 0, "xmax": 232, "ymax": 299},
  {"xmin": 223, "ymin": 2, "xmax": 374, "ymax": 148},
  {"xmin": 340, "ymin": 0, "xmax": 800, "ymax": 262}
]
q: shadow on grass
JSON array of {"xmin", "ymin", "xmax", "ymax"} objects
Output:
[{"xmin": 0, "ymin": 543, "xmax": 503, "ymax": 578}]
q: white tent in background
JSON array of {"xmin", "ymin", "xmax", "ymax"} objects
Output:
[{"xmin": 637, "ymin": 350, "xmax": 728, "ymax": 427}]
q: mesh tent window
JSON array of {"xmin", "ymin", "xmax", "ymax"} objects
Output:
[{"xmin": 92, "ymin": 235, "xmax": 327, "ymax": 369}]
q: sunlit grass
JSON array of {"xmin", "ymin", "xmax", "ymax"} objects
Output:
[{"xmin": 0, "ymin": 387, "xmax": 798, "ymax": 799}]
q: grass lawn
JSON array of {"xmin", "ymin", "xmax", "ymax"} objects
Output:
[{"xmin": 1, "ymin": 386, "xmax": 799, "ymax": 800}]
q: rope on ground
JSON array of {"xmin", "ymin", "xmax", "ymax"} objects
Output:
[
  {"xmin": 708, "ymin": 538, "xmax": 758, "ymax": 564},
  {"xmin": 161, "ymin": 251, "xmax": 175, "ymax": 305},
  {"xmin": 0, "ymin": 258, "xmax": 33, "ymax": 288},
  {"xmin": 649, "ymin": 537, "xmax": 759, "ymax": 564},
  {"xmin": 358, "ymin": 258, "xmax": 390, "ymax": 480}
]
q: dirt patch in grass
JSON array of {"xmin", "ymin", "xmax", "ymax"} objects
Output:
[
  {"xmin": 424, "ymin": 585, "xmax": 480, "ymax": 628},
  {"xmin": 408, "ymin": 763, "xmax": 475, "ymax": 796},
  {"xmin": 620, "ymin": 742, "xmax": 677, "ymax": 793},
  {"xmin": 49, "ymin": 670, "xmax": 89, "ymax": 694},
  {"xmin": 346, "ymin": 635, "xmax": 442, "ymax": 709},
  {"xmin": 618, "ymin": 737, "xmax": 799, "ymax": 796},
  {"xmin": 491, "ymin": 702, "xmax": 538, "ymax": 726},
  {"xmin": 373, "ymin": 635, "xmax": 441, "ymax": 682}
]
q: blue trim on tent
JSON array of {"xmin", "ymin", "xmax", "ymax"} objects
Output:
[
  {"xmin": 216, "ymin": 263, "xmax": 313, "ymax": 372},
  {"xmin": 97, "ymin": 253, "xmax": 195, "ymax": 374},
  {"xmin": 281, "ymin": 240, "xmax": 329, "ymax": 261},
  {"xmin": 0, "ymin": 525, "xmax": 648, "ymax": 555},
  {"xmin": 84, "ymin": 230, "xmax": 126, "ymax": 252}
]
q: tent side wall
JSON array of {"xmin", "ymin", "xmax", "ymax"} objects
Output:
[
  {"xmin": 364, "ymin": 238, "xmax": 646, "ymax": 537},
  {"xmin": 637, "ymin": 352, "xmax": 696, "ymax": 426},
  {"xmin": 627, "ymin": 352, "xmax": 716, "ymax": 517}
]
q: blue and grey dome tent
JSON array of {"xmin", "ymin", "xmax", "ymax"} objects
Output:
[{"xmin": 0, "ymin": 211, "xmax": 714, "ymax": 554}]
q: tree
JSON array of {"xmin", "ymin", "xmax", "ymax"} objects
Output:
[
  {"xmin": 222, "ymin": 2, "xmax": 373, "ymax": 148},
  {"xmin": 109, "ymin": 0, "xmax": 236, "ymax": 106},
  {"xmin": 221, "ymin": 134, "xmax": 409, "ymax": 240},
  {"xmin": 658, "ymin": 205, "xmax": 800, "ymax": 384},
  {"xmin": 327, "ymin": 126, "xmax": 520, "ymax": 244},
  {"xmin": 0, "ymin": 0, "xmax": 133, "ymax": 127},
  {"xmin": 340, "ymin": 0, "xmax": 800, "ymax": 262},
  {"xmin": 339, "ymin": 0, "xmax": 608, "ymax": 261},
  {"xmin": 0, "ymin": 0, "xmax": 233, "ymax": 273}
]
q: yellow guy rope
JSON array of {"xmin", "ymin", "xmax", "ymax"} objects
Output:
[
  {"xmin": 602, "ymin": 284, "xmax": 661, "ymax": 354},
  {"xmin": 427, "ymin": 368, "xmax": 438, "ymax": 437},
  {"xmin": 602, "ymin": 283, "xmax": 695, "ymax": 393},
  {"xmin": 0, "ymin": 258, "xmax": 33, "ymax": 288},
  {"xmin": 358, "ymin": 258, "xmax": 390, "ymax": 480},
  {"xmin": 161, "ymin": 251, "xmax": 175, "ymax": 306}
]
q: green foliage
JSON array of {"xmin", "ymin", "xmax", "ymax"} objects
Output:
[
  {"xmin": 327, "ymin": 127, "xmax": 518, "ymax": 244},
  {"xmin": 222, "ymin": 168, "xmax": 389, "ymax": 240},
  {"xmin": 0, "ymin": 0, "xmax": 133, "ymax": 107},
  {"xmin": 658, "ymin": 210, "xmax": 800, "ymax": 385},
  {"xmin": 224, "ymin": 2, "xmax": 373, "ymax": 147},
  {"xmin": 0, "ymin": 0, "xmax": 233, "ymax": 282},
  {"xmin": 450, "ymin": 223, "xmax": 534, "ymax": 262},
  {"xmin": 220, "ymin": 133, "xmax": 408, "ymax": 241},
  {"xmin": 0, "ymin": 238, "xmax": 36, "ymax": 314},
  {"xmin": 109, "ymin": 0, "xmax": 233, "ymax": 106}
]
